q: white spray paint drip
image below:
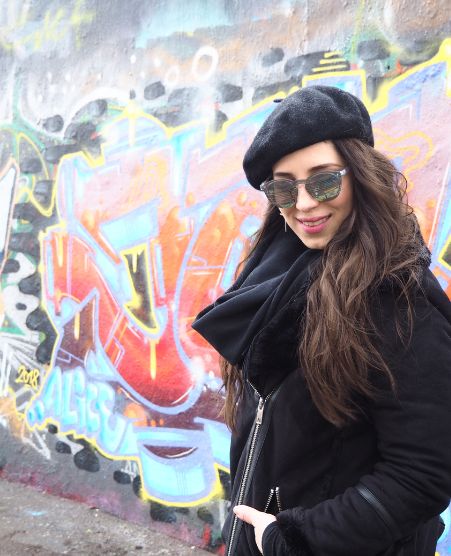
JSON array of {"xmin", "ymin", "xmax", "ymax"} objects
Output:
[
  {"xmin": 0, "ymin": 342, "xmax": 10, "ymax": 397},
  {"xmin": 0, "ymin": 166, "xmax": 17, "ymax": 255}
]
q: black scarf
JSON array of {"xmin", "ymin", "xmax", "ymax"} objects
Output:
[{"xmin": 192, "ymin": 226, "xmax": 322, "ymax": 366}]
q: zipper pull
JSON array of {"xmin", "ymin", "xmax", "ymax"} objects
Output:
[{"xmin": 256, "ymin": 398, "xmax": 264, "ymax": 424}]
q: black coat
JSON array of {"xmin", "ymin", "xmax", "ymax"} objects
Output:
[{"xmin": 223, "ymin": 269, "xmax": 451, "ymax": 556}]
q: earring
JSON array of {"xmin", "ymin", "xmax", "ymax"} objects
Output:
[{"xmin": 280, "ymin": 212, "xmax": 287, "ymax": 232}]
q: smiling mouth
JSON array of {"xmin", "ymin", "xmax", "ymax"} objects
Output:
[{"xmin": 299, "ymin": 216, "xmax": 330, "ymax": 227}]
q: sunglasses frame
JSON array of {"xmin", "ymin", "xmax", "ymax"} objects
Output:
[{"xmin": 260, "ymin": 167, "xmax": 349, "ymax": 208}]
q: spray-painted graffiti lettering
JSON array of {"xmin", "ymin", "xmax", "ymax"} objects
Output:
[
  {"xmin": 0, "ymin": 0, "xmax": 95, "ymax": 53},
  {"xmin": 0, "ymin": 1, "xmax": 449, "ymax": 551},
  {"xmin": 18, "ymin": 55, "xmax": 449, "ymax": 511},
  {"xmin": 27, "ymin": 352, "xmax": 229, "ymax": 503},
  {"xmin": 15, "ymin": 365, "xmax": 40, "ymax": 390}
]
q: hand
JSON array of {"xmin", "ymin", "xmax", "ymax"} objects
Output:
[{"xmin": 233, "ymin": 505, "xmax": 277, "ymax": 554}]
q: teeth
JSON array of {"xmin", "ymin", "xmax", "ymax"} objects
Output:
[{"xmin": 302, "ymin": 216, "xmax": 329, "ymax": 227}]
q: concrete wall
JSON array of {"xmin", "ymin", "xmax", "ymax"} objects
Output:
[{"xmin": 0, "ymin": 0, "xmax": 449, "ymax": 552}]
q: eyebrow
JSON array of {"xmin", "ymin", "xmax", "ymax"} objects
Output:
[{"xmin": 273, "ymin": 163, "xmax": 343, "ymax": 178}]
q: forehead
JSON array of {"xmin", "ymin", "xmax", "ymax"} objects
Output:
[{"xmin": 272, "ymin": 141, "xmax": 344, "ymax": 174}]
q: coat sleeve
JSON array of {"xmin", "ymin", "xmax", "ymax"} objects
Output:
[{"xmin": 263, "ymin": 287, "xmax": 451, "ymax": 556}]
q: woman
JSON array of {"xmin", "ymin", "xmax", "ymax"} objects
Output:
[{"xmin": 192, "ymin": 86, "xmax": 451, "ymax": 555}]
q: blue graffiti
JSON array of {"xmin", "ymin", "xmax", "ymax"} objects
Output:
[
  {"xmin": 26, "ymin": 351, "xmax": 230, "ymax": 503},
  {"xmin": 28, "ymin": 65, "xmax": 450, "ymax": 522}
]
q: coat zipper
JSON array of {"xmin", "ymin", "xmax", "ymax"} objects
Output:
[
  {"xmin": 264, "ymin": 486, "xmax": 282, "ymax": 513},
  {"xmin": 226, "ymin": 385, "xmax": 275, "ymax": 556},
  {"xmin": 275, "ymin": 486, "xmax": 282, "ymax": 512},
  {"xmin": 264, "ymin": 488, "xmax": 275, "ymax": 513}
]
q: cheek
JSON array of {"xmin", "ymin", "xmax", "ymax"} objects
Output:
[{"xmin": 280, "ymin": 207, "xmax": 293, "ymax": 219}]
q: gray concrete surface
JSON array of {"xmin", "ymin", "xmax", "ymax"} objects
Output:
[{"xmin": 0, "ymin": 478, "xmax": 212, "ymax": 555}]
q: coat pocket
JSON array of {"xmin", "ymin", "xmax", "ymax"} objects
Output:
[{"xmin": 264, "ymin": 486, "xmax": 283, "ymax": 514}]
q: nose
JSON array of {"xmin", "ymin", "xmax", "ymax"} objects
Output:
[{"xmin": 295, "ymin": 184, "xmax": 320, "ymax": 211}]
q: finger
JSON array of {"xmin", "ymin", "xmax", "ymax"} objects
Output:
[{"xmin": 233, "ymin": 504, "xmax": 261, "ymax": 525}]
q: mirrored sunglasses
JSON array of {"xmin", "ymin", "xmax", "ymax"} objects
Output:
[{"xmin": 260, "ymin": 168, "xmax": 349, "ymax": 208}]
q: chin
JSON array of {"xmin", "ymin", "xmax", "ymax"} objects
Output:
[{"xmin": 304, "ymin": 238, "xmax": 329, "ymax": 250}]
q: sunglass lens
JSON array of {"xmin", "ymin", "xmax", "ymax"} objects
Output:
[
  {"xmin": 306, "ymin": 173, "xmax": 341, "ymax": 201},
  {"xmin": 267, "ymin": 180, "xmax": 296, "ymax": 208}
]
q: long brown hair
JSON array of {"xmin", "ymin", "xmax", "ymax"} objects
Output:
[{"xmin": 221, "ymin": 138, "xmax": 425, "ymax": 429}]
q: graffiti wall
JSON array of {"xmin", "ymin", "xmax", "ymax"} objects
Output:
[{"xmin": 0, "ymin": 0, "xmax": 450, "ymax": 552}]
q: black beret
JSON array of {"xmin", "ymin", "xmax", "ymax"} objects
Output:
[{"xmin": 243, "ymin": 85, "xmax": 374, "ymax": 189}]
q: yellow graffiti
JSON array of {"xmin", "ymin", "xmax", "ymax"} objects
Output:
[
  {"xmin": 73, "ymin": 311, "xmax": 80, "ymax": 341},
  {"xmin": 367, "ymin": 38, "xmax": 451, "ymax": 113},
  {"xmin": 319, "ymin": 58, "xmax": 348, "ymax": 64},
  {"xmin": 310, "ymin": 51, "xmax": 350, "ymax": 74},
  {"xmin": 24, "ymin": 404, "xmax": 227, "ymax": 507},
  {"xmin": 15, "ymin": 132, "xmax": 53, "ymax": 217},
  {"xmin": 15, "ymin": 365, "xmax": 40, "ymax": 390},
  {"xmin": 31, "ymin": 36, "xmax": 450, "ymax": 375},
  {"xmin": 0, "ymin": 0, "xmax": 95, "ymax": 53},
  {"xmin": 121, "ymin": 244, "xmax": 160, "ymax": 335},
  {"xmin": 0, "ymin": 392, "xmax": 25, "ymax": 436},
  {"xmin": 439, "ymin": 238, "xmax": 450, "ymax": 271},
  {"xmin": 324, "ymin": 51, "xmax": 343, "ymax": 58},
  {"xmin": 149, "ymin": 339, "xmax": 157, "ymax": 381},
  {"xmin": 14, "ymin": 37, "xmax": 449, "ymax": 510},
  {"xmin": 373, "ymin": 129, "xmax": 435, "ymax": 192}
]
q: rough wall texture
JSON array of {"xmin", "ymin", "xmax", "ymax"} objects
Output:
[{"xmin": 0, "ymin": 0, "xmax": 450, "ymax": 552}]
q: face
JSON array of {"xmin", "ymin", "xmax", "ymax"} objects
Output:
[{"xmin": 273, "ymin": 141, "xmax": 353, "ymax": 249}]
